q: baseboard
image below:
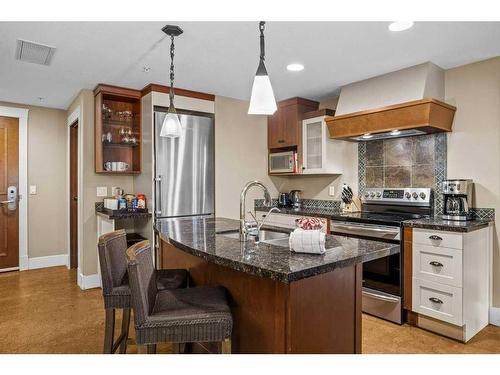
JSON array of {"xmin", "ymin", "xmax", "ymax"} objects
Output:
[
  {"xmin": 28, "ymin": 254, "xmax": 68, "ymax": 270},
  {"xmin": 19, "ymin": 256, "xmax": 29, "ymax": 271},
  {"xmin": 77, "ymin": 269, "xmax": 101, "ymax": 290},
  {"xmin": 489, "ymin": 307, "xmax": 500, "ymax": 327}
]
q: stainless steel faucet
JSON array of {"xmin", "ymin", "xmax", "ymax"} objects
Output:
[{"xmin": 239, "ymin": 181, "xmax": 272, "ymax": 242}]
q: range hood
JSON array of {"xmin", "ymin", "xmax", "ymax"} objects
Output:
[{"xmin": 326, "ymin": 63, "xmax": 456, "ymax": 141}]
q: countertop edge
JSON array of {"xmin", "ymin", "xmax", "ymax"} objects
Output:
[{"xmin": 403, "ymin": 220, "xmax": 491, "ymax": 233}]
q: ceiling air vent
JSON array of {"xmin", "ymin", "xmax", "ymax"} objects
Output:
[{"xmin": 16, "ymin": 39, "xmax": 56, "ymax": 66}]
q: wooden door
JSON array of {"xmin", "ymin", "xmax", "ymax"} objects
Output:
[
  {"xmin": 267, "ymin": 110, "xmax": 283, "ymax": 149},
  {"xmin": 0, "ymin": 116, "xmax": 19, "ymax": 270},
  {"xmin": 69, "ymin": 122, "xmax": 78, "ymax": 269},
  {"xmin": 281, "ymin": 105, "xmax": 299, "ymax": 147}
]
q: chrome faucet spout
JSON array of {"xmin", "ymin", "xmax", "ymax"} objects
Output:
[{"xmin": 239, "ymin": 181, "xmax": 273, "ymax": 242}]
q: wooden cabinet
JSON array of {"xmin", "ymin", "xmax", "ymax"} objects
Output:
[
  {"xmin": 267, "ymin": 97, "xmax": 319, "ymax": 175},
  {"xmin": 94, "ymin": 84, "xmax": 142, "ymax": 174},
  {"xmin": 268, "ymin": 98, "xmax": 318, "ymax": 149}
]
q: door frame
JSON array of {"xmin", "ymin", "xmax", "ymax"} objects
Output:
[
  {"xmin": 66, "ymin": 107, "xmax": 83, "ymax": 275},
  {"xmin": 0, "ymin": 106, "xmax": 28, "ymax": 271}
]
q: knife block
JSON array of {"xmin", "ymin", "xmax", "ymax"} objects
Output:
[{"xmin": 342, "ymin": 196, "xmax": 361, "ymax": 213}]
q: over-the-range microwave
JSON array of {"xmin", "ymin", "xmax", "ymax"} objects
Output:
[{"xmin": 269, "ymin": 151, "xmax": 297, "ymax": 173}]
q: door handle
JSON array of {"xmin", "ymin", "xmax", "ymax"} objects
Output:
[
  {"xmin": 73, "ymin": 197, "xmax": 78, "ymax": 201},
  {"xmin": 1, "ymin": 200, "xmax": 14, "ymax": 205}
]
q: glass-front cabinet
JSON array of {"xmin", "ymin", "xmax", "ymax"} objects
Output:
[
  {"xmin": 94, "ymin": 85, "xmax": 142, "ymax": 174},
  {"xmin": 302, "ymin": 114, "xmax": 344, "ymax": 175}
]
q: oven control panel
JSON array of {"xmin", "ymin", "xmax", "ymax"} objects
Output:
[{"xmin": 363, "ymin": 188, "xmax": 432, "ymax": 206}]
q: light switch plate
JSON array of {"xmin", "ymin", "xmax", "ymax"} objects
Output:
[
  {"xmin": 96, "ymin": 186, "xmax": 108, "ymax": 197},
  {"xmin": 29, "ymin": 185, "xmax": 37, "ymax": 195},
  {"xmin": 329, "ymin": 186, "xmax": 335, "ymax": 197}
]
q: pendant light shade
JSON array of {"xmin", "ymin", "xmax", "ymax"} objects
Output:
[
  {"xmin": 248, "ymin": 22, "xmax": 277, "ymax": 115},
  {"xmin": 160, "ymin": 107, "xmax": 182, "ymax": 138},
  {"xmin": 160, "ymin": 24, "xmax": 184, "ymax": 138}
]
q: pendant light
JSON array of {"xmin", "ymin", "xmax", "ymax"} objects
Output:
[
  {"xmin": 248, "ymin": 21, "xmax": 277, "ymax": 115},
  {"xmin": 160, "ymin": 25, "xmax": 183, "ymax": 138}
]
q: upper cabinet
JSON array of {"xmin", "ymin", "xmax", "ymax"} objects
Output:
[
  {"xmin": 268, "ymin": 97, "xmax": 319, "ymax": 149},
  {"xmin": 267, "ymin": 97, "xmax": 319, "ymax": 175},
  {"xmin": 94, "ymin": 84, "xmax": 142, "ymax": 174},
  {"xmin": 302, "ymin": 109, "xmax": 344, "ymax": 175}
]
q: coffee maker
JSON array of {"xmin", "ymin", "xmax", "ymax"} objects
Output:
[{"xmin": 442, "ymin": 179, "xmax": 474, "ymax": 221}]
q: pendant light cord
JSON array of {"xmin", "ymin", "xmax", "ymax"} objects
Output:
[
  {"xmin": 169, "ymin": 34, "xmax": 175, "ymax": 108},
  {"xmin": 259, "ymin": 21, "xmax": 265, "ymax": 62}
]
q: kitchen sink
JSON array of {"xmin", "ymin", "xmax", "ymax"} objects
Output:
[{"xmin": 219, "ymin": 229, "xmax": 290, "ymax": 247}]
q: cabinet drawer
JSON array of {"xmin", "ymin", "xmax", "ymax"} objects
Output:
[
  {"xmin": 413, "ymin": 244, "xmax": 463, "ymax": 287},
  {"xmin": 413, "ymin": 228, "xmax": 463, "ymax": 250},
  {"xmin": 412, "ymin": 278, "xmax": 463, "ymax": 325}
]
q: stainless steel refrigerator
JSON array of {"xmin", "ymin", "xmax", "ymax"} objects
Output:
[{"xmin": 154, "ymin": 109, "xmax": 215, "ymax": 219}]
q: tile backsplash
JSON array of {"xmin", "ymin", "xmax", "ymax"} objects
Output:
[{"xmin": 359, "ymin": 133, "xmax": 447, "ymax": 214}]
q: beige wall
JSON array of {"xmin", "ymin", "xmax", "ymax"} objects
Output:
[
  {"xmin": 214, "ymin": 96, "xmax": 278, "ymax": 220},
  {"xmin": 67, "ymin": 90, "xmax": 134, "ymax": 276},
  {"xmin": 0, "ymin": 101, "xmax": 68, "ymax": 259},
  {"xmin": 445, "ymin": 57, "xmax": 500, "ymax": 305}
]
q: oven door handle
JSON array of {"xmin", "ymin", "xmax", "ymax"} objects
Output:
[
  {"xmin": 331, "ymin": 222, "xmax": 400, "ymax": 237},
  {"xmin": 362, "ymin": 290, "xmax": 400, "ymax": 303}
]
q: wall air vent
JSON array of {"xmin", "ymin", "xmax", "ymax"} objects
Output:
[{"xmin": 16, "ymin": 39, "xmax": 56, "ymax": 66}]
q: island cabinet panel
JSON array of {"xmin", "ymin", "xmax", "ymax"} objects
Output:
[{"xmin": 161, "ymin": 240, "xmax": 362, "ymax": 354}]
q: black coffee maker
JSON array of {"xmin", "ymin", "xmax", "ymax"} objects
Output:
[
  {"xmin": 442, "ymin": 179, "xmax": 474, "ymax": 221},
  {"xmin": 278, "ymin": 192, "xmax": 290, "ymax": 208}
]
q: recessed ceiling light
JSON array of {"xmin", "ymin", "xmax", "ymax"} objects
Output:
[
  {"xmin": 286, "ymin": 63, "xmax": 304, "ymax": 72},
  {"xmin": 142, "ymin": 66, "xmax": 151, "ymax": 73},
  {"xmin": 390, "ymin": 129, "xmax": 401, "ymax": 136},
  {"xmin": 362, "ymin": 133, "xmax": 373, "ymax": 139},
  {"xmin": 388, "ymin": 21, "xmax": 414, "ymax": 32}
]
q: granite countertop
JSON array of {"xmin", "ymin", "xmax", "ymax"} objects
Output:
[
  {"xmin": 96, "ymin": 207, "xmax": 152, "ymax": 220},
  {"xmin": 403, "ymin": 217, "xmax": 492, "ymax": 233},
  {"xmin": 155, "ymin": 217, "xmax": 399, "ymax": 283},
  {"xmin": 255, "ymin": 205, "xmax": 342, "ymax": 219}
]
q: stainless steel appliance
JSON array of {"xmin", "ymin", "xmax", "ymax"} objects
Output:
[
  {"xmin": 269, "ymin": 151, "xmax": 296, "ymax": 174},
  {"xmin": 154, "ymin": 109, "xmax": 214, "ymax": 219},
  {"xmin": 289, "ymin": 190, "xmax": 302, "ymax": 209},
  {"xmin": 330, "ymin": 187, "xmax": 433, "ymax": 324},
  {"xmin": 442, "ymin": 179, "xmax": 474, "ymax": 221}
]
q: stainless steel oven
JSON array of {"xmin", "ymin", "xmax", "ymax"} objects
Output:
[{"xmin": 330, "ymin": 187, "xmax": 432, "ymax": 325}]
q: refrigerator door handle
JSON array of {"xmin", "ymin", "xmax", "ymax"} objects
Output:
[{"xmin": 155, "ymin": 175, "xmax": 162, "ymax": 216}]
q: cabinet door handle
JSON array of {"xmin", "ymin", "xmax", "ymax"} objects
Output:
[
  {"xmin": 429, "ymin": 235, "xmax": 443, "ymax": 241},
  {"xmin": 429, "ymin": 297, "xmax": 443, "ymax": 304},
  {"xmin": 429, "ymin": 261, "xmax": 444, "ymax": 267},
  {"xmin": 277, "ymin": 140, "xmax": 285, "ymax": 143}
]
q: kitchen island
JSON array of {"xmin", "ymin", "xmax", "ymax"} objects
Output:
[{"xmin": 156, "ymin": 217, "xmax": 399, "ymax": 354}]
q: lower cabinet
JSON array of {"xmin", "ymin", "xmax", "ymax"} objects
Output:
[{"xmin": 410, "ymin": 227, "xmax": 491, "ymax": 342}]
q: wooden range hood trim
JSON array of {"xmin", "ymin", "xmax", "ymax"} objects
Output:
[{"xmin": 326, "ymin": 98, "xmax": 456, "ymax": 141}]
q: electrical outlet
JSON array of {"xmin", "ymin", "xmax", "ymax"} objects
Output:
[
  {"xmin": 96, "ymin": 186, "xmax": 108, "ymax": 197},
  {"xmin": 29, "ymin": 185, "xmax": 37, "ymax": 195},
  {"xmin": 329, "ymin": 186, "xmax": 335, "ymax": 197}
]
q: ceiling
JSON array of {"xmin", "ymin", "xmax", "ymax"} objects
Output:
[{"xmin": 1, "ymin": 22, "xmax": 499, "ymax": 109}]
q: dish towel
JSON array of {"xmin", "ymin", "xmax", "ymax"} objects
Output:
[{"xmin": 289, "ymin": 228, "xmax": 326, "ymax": 254}]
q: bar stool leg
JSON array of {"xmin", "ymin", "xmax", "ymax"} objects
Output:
[
  {"xmin": 119, "ymin": 308, "xmax": 131, "ymax": 354},
  {"xmin": 221, "ymin": 338, "xmax": 231, "ymax": 354},
  {"xmin": 103, "ymin": 309, "xmax": 116, "ymax": 354},
  {"xmin": 147, "ymin": 344, "xmax": 157, "ymax": 354}
]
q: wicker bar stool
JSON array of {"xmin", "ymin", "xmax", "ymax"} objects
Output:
[
  {"xmin": 98, "ymin": 230, "xmax": 188, "ymax": 354},
  {"xmin": 126, "ymin": 240, "xmax": 233, "ymax": 354}
]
